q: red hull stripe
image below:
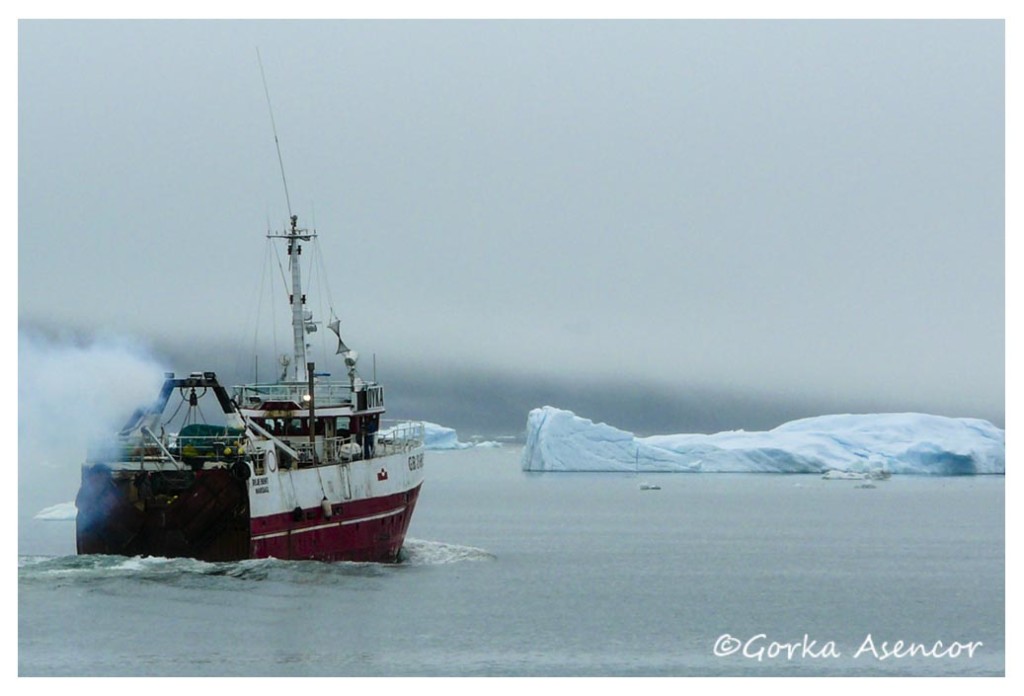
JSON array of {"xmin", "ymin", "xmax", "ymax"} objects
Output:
[
  {"xmin": 247, "ymin": 484, "xmax": 421, "ymax": 562},
  {"xmin": 251, "ymin": 505, "xmax": 407, "ymax": 541}
]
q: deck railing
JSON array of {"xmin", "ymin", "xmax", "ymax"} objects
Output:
[
  {"xmin": 87, "ymin": 420, "xmax": 425, "ymax": 471},
  {"xmin": 233, "ymin": 381, "xmax": 385, "ymax": 410},
  {"xmin": 375, "ymin": 420, "xmax": 426, "ymax": 456},
  {"xmin": 86, "ymin": 432, "xmax": 247, "ymax": 470},
  {"xmin": 289, "ymin": 420, "xmax": 425, "ymax": 464}
]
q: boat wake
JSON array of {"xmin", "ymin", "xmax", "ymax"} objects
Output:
[
  {"xmin": 19, "ymin": 541, "xmax": 493, "ymax": 587},
  {"xmin": 399, "ymin": 538, "xmax": 495, "ymax": 565}
]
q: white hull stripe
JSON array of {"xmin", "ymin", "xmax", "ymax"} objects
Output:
[{"xmin": 251, "ymin": 506, "xmax": 407, "ymax": 541}]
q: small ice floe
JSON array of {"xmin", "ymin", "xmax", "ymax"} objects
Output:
[
  {"xmin": 34, "ymin": 501, "xmax": 78, "ymax": 521},
  {"xmin": 854, "ymin": 483, "xmax": 877, "ymax": 489},
  {"xmin": 822, "ymin": 470, "xmax": 868, "ymax": 480},
  {"xmin": 822, "ymin": 468, "xmax": 891, "ymax": 481},
  {"xmin": 638, "ymin": 482, "xmax": 661, "ymax": 490}
]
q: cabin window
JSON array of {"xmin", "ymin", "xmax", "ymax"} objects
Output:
[
  {"xmin": 272, "ymin": 417, "xmax": 329, "ymax": 438},
  {"xmin": 260, "ymin": 418, "xmax": 286, "ymax": 434},
  {"xmin": 335, "ymin": 417, "xmax": 351, "ymax": 438}
]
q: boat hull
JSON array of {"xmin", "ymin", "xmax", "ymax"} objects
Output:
[
  {"xmin": 76, "ymin": 462, "xmax": 422, "ymax": 564},
  {"xmin": 249, "ymin": 484, "xmax": 421, "ymax": 562}
]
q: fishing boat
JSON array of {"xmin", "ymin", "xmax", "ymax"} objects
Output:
[{"xmin": 75, "ymin": 214, "xmax": 426, "ymax": 562}]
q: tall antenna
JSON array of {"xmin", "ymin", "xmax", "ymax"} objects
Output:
[{"xmin": 257, "ymin": 47, "xmax": 292, "ymax": 218}]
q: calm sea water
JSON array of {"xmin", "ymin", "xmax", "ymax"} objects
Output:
[{"xmin": 18, "ymin": 446, "xmax": 1004, "ymax": 676}]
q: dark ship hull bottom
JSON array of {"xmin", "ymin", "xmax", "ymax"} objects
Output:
[{"xmin": 76, "ymin": 465, "xmax": 422, "ymax": 564}]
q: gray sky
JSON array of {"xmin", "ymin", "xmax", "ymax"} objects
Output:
[{"xmin": 17, "ymin": 20, "xmax": 1005, "ymax": 429}]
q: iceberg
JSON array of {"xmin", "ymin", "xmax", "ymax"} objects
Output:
[
  {"xmin": 422, "ymin": 422, "xmax": 473, "ymax": 450},
  {"xmin": 419, "ymin": 422, "xmax": 501, "ymax": 450},
  {"xmin": 521, "ymin": 406, "xmax": 1004, "ymax": 476}
]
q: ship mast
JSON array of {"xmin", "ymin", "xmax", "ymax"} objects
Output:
[
  {"xmin": 257, "ymin": 49, "xmax": 312, "ymax": 383},
  {"xmin": 269, "ymin": 214, "xmax": 315, "ymax": 382}
]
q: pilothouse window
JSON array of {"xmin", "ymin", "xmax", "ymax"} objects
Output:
[{"xmin": 257, "ymin": 417, "xmax": 327, "ymax": 438}]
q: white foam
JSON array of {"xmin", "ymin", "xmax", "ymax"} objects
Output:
[{"xmin": 401, "ymin": 538, "xmax": 495, "ymax": 565}]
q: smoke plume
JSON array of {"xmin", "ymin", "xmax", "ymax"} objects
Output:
[{"xmin": 18, "ymin": 329, "xmax": 169, "ymax": 554}]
